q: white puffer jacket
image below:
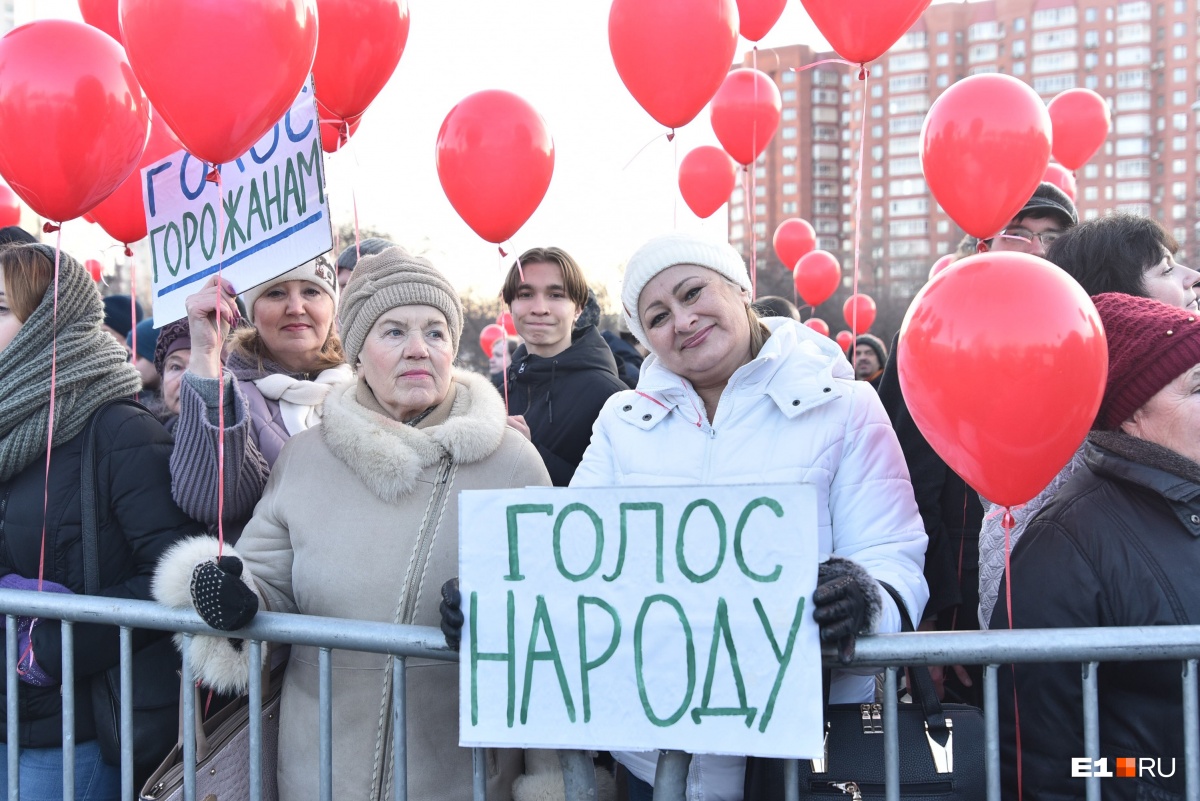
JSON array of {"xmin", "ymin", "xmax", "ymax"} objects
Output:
[{"xmin": 572, "ymin": 318, "xmax": 928, "ymax": 801}]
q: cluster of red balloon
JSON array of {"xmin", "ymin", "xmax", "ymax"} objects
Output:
[
  {"xmin": 0, "ymin": 0, "xmax": 408, "ymax": 254},
  {"xmin": 903, "ymin": 76, "xmax": 1111, "ymax": 509}
]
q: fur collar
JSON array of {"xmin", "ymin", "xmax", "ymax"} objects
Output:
[{"xmin": 320, "ymin": 369, "xmax": 507, "ymax": 503}]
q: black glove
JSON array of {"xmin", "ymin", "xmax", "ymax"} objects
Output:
[
  {"xmin": 439, "ymin": 578, "xmax": 463, "ymax": 651},
  {"xmin": 190, "ymin": 556, "xmax": 259, "ymax": 632},
  {"xmin": 813, "ymin": 559, "xmax": 874, "ymax": 665}
]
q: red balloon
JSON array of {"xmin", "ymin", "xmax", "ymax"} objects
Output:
[
  {"xmin": 1043, "ymin": 163, "xmax": 1077, "ymax": 201},
  {"xmin": 78, "ymin": 0, "xmax": 122, "ymax": 44},
  {"xmin": 121, "ymin": 0, "xmax": 318, "ymax": 166},
  {"xmin": 928, "ymin": 254, "xmax": 955, "ymax": 281},
  {"xmin": 1048, "ymin": 89, "xmax": 1111, "ymax": 171},
  {"xmin": 922, "ymin": 74, "xmax": 1052, "ymax": 239},
  {"xmin": 85, "ymin": 259, "xmax": 103, "ymax": 282},
  {"xmin": 835, "ymin": 330, "xmax": 854, "ymax": 353},
  {"xmin": 608, "ymin": 0, "xmax": 738, "ymax": 129},
  {"xmin": 843, "ymin": 293, "xmax": 876, "ymax": 333},
  {"xmin": 899, "ymin": 252, "xmax": 1107, "ymax": 507},
  {"xmin": 737, "ymin": 0, "xmax": 787, "ymax": 41},
  {"xmin": 436, "ymin": 90, "xmax": 555, "ymax": 244},
  {"xmin": 804, "ymin": 317, "xmax": 830, "ymax": 337},
  {"xmin": 312, "ymin": 0, "xmax": 409, "ymax": 122},
  {"xmin": 319, "ymin": 103, "xmax": 362, "ymax": 154},
  {"xmin": 793, "ymin": 250, "xmax": 842, "ymax": 306},
  {"xmin": 679, "ymin": 146, "xmax": 738, "ymax": 219},
  {"xmin": 799, "ymin": 0, "xmax": 931, "ymax": 64},
  {"xmin": 710, "ymin": 69, "xmax": 781, "ymax": 166},
  {"xmin": 497, "ymin": 312, "xmax": 517, "ymax": 337},
  {"xmin": 480, "ymin": 323, "xmax": 505, "ymax": 356},
  {"xmin": 0, "ymin": 185, "xmax": 20, "ymax": 228},
  {"xmin": 0, "ymin": 21, "xmax": 149, "ymax": 223},
  {"xmin": 89, "ymin": 114, "xmax": 181, "ymax": 245},
  {"xmin": 774, "ymin": 219, "xmax": 817, "ymax": 270}
]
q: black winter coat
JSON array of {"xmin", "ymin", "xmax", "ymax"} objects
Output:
[
  {"xmin": 504, "ymin": 325, "xmax": 627, "ymax": 486},
  {"xmin": 993, "ymin": 432, "xmax": 1200, "ymax": 801},
  {"xmin": 0, "ymin": 402, "xmax": 199, "ymax": 748},
  {"xmin": 877, "ymin": 332, "xmax": 983, "ymax": 628}
]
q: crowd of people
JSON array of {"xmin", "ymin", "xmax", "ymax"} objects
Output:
[{"xmin": 0, "ymin": 178, "xmax": 1193, "ymax": 800}]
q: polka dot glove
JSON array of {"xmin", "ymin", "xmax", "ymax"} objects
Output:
[{"xmin": 190, "ymin": 556, "xmax": 259, "ymax": 632}]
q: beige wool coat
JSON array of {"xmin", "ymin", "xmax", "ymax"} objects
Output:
[{"xmin": 155, "ymin": 369, "xmax": 551, "ymax": 801}]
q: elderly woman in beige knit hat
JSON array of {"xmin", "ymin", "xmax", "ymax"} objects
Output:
[
  {"xmin": 153, "ymin": 247, "xmax": 551, "ymax": 801},
  {"xmin": 169, "ymin": 256, "xmax": 352, "ymax": 539}
]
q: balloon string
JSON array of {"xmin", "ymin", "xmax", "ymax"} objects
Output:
[
  {"xmin": 787, "ymin": 57, "xmax": 861, "ymax": 74},
  {"xmin": 622, "ymin": 130, "xmax": 671, "ymax": 171},
  {"xmin": 749, "ymin": 46, "xmax": 759, "ymax": 300},
  {"xmin": 672, "ymin": 134, "xmax": 679, "ymax": 230},
  {"xmin": 129, "ymin": 251, "xmax": 137, "ymax": 388},
  {"xmin": 1003, "ymin": 509, "xmax": 1023, "ymax": 801},
  {"xmin": 850, "ymin": 66, "xmax": 870, "ymax": 345},
  {"xmin": 499, "ymin": 310, "xmax": 512, "ymax": 416},
  {"xmin": 38, "ymin": 228, "xmax": 63, "ymax": 591},
  {"xmin": 214, "ymin": 167, "xmax": 227, "ymax": 558}
]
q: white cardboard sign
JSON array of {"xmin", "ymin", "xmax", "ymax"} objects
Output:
[
  {"xmin": 458, "ymin": 484, "xmax": 824, "ymax": 759},
  {"xmin": 143, "ymin": 80, "xmax": 333, "ymax": 325}
]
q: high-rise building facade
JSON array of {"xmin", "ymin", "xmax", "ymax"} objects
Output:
[{"xmin": 731, "ymin": 0, "xmax": 1200, "ymax": 301}]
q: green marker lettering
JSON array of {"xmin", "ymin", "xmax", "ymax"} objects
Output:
[
  {"xmin": 676, "ymin": 499, "xmax": 726, "ymax": 583},
  {"xmin": 520, "ymin": 595, "xmax": 575, "ymax": 724},
  {"xmin": 691, "ymin": 597, "xmax": 756, "ymax": 727},
  {"xmin": 505, "ymin": 504, "xmax": 553, "ymax": 581},
  {"xmin": 553, "ymin": 503, "xmax": 604, "ymax": 582},
  {"xmin": 634, "ymin": 595, "xmax": 695, "ymax": 727},
  {"xmin": 734, "ymin": 498, "xmax": 784, "ymax": 583},
  {"xmin": 578, "ymin": 596, "xmax": 621, "ymax": 722},
  {"xmin": 470, "ymin": 591, "xmax": 516, "ymax": 727},
  {"xmin": 753, "ymin": 595, "xmax": 807, "ymax": 733}
]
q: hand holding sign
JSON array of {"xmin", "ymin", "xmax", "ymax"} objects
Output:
[{"xmin": 185, "ymin": 276, "xmax": 240, "ymax": 379}]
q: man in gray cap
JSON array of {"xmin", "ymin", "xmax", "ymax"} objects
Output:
[{"xmin": 976, "ymin": 181, "xmax": 1077, "ymax": 257}]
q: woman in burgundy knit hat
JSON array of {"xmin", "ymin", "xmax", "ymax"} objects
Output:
[{"xmin": 993, "ymin": 293, "xmax": 1200, "ymax": 801}]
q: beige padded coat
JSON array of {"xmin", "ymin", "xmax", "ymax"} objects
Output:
[{"xmin": 155, "ymin": 369, "xmax": 552, "ymax": 801}]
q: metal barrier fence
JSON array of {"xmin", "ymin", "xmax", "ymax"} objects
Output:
[{"xmin": 0, "ymin": 587, "xmax": 1198, "ymax": 801}]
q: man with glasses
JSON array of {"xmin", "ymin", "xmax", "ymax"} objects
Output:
[
  {"xmin": 977, "ymin": 181, "xmax": 1077, "ymax": 257},
  {"xmin": 877, "ymin": 182, "xmax": 1077, "ymax": 704}
]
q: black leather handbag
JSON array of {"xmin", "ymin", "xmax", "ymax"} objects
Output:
[
  {"xmin": 744, "ymin": 589, "xmax": 984, "ymax": 800},
  {"xmin": 80, "ymin": 400, "xmax": 181, "ymax": 782}
]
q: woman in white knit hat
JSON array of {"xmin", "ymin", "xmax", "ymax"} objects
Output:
[
  {"xmin": 169, "ymin": 256, "xmax": 353, "ymax": 539},
  {"xmin": 570, "ymin": 232, "xmax": 929, "ymax": 801},
  {"xmin": 154, "ymin": 247, "xmax": 551, "ymax": 801}
]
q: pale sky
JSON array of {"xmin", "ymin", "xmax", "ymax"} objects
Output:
[{"xmin": 28, "ymin": 0, "xmax": 965, "ymax": 307}]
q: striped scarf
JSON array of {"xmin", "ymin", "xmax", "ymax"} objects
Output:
[{"xmin": 0, "ymin": 249, "xmax": 141, "ymax": 481}]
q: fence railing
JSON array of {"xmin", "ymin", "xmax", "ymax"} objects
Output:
[{"xmin": 0, "ymin": 588, "xmax": 1197, "ymax": 801}]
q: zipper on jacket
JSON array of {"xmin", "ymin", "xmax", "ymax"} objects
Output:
[
  {"xmin": 700, "ymin": 427, "xmax": 717, "ymax": 483},
  {"xmin": 373, "ymin": 455, "xmax": 456, "ymax": 800},
  {"xmin": 398, "ymin": 456, "xmax": 455, "ymax": 625}
]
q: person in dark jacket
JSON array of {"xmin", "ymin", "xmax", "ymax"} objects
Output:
[
  {"xmin": 877, "ymin": 183, "xmax": 1078, "ymax": 704},
  {"xmin": 0, "ymin": 244, "xmax": 200, "ymax": 798},
  {"xmin": 501, "ymin": 247, "xmax": 626, "ymax": 485},
  {"xmin": 853, "ymin": 333, "xmax": 887, "ymax": 389},
  {"xmin": 993, "ymin": 293, "xmax": 1200, "ymax": 801}
]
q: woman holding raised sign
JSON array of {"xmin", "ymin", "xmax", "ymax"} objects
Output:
[
  {"xmin": 153, "ymin": 248, "xmax": 552, "ymax": 801},
  {"xmin": 169, "ymin": 255, "xmax": 353, "ymax": 538},
  {"xmin": 571, "ymin": 232, "xmax": 928, "ymax": 801}
]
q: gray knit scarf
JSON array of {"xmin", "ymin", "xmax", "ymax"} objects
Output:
[{"xmin": 0, "ymin": 247, "xmax": 141, "ymax": 481}]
